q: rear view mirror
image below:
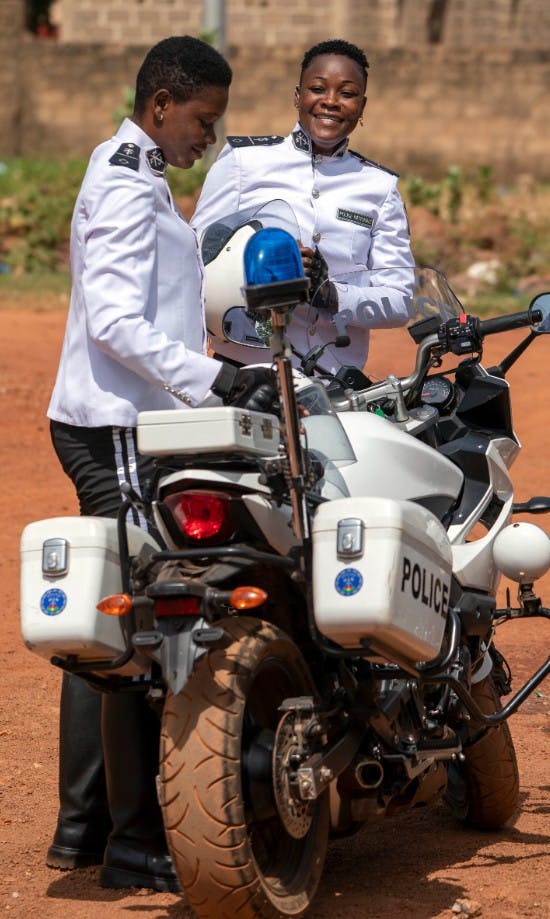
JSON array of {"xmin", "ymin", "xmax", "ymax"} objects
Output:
[{"xmin": 529, "ymin": 292, "xmax": 550, "ymax": 333}]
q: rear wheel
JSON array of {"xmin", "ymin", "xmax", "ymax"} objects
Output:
[
  {"xmin": 159, "ymin": 616, "xmax": 329, "ymax": 918},
  {"xmin": 446, "ymin": 674, "xmax": 519, "ymax": 829}
]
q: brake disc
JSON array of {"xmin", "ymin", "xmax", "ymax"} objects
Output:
[{"xmin": 272, "ymin": 709, "xmax": 313, "ymax": 839}]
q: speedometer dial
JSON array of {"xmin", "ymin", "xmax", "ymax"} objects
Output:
[{"xmin": 421, "ymin": 376, "xmax": 454, "ymax": 409}]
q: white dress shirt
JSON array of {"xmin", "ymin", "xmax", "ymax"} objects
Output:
[
  {"xmin": 49, "ymin": 118, "xmax": 221, "ymax": 428},
  {"xmin": 192, "ymin": 124, "xmax": 415, "ymax": 370}
]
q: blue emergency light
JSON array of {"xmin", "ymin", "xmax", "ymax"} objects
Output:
[{"xmin": 243, "ymin": 228, "xmax": 310, "ymax": 312}]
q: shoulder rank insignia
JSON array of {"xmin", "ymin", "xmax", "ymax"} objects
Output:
[
  {"xmin": 146, "ymin": 147, "xmax": 166, "ymax": 176},
  {"xmin": 227, "ymin": 135, "xmax": 284, "ymax": 148},
  {"xmin": 349, "ymin": 149, "xmax": 399, "ymax": 177},
  {"xmin": 109, "ymin": 143, "xmax": 140, "ymax": 171}
]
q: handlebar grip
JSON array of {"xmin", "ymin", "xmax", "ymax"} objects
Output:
[{"xmin": 479, "ymin": 310, "xmax": 532, "ymax": 337}]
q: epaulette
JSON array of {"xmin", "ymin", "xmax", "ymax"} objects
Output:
[
  {"xmin": 349, "ymin": 149, "xmax": 398, "ymax": 177},
  {"xmin": 109, "ymin": 143, "xmax": 140, "ymax": 171},
  {"xmin": 227, "ymin": 135, "xmax": 284, "ymax": 148}
]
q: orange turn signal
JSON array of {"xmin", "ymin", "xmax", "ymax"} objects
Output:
[
  {"xmin": 97, "ymin": 593, "xmax": 133, "ymax": 616},
  {"xmin": 228, "ymin": 586, "xmax": 268, "ymax": 610}
]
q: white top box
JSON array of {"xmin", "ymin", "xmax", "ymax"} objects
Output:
[{"xmin": 137, "ymin": 406, "xmax": 280, "ymax": 457}]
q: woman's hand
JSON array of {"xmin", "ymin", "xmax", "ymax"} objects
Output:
[
  {"xmin": 298, "ymin": 242, "xmax": 315, "ymax": 277},
  {"xmin": 297, "ymin": 243, "xmax": 338, "ymax": 313}
]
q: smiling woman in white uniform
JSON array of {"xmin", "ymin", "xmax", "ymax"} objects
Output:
[
  {"xmin": 192, "ymin": 38, "xmax": 415, "ymax": 370},
  {"xmin": 46, "ymin": 35, "xmax": 273, "ymax": 896}
]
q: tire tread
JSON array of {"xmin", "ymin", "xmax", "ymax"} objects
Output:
[
  {"xmin": 159, "ymin": 616, "xmax": 327, "ymax": 918},
  {"xmin": 450, "ymin": 674, "xmax": 520, "ymax": 830}
]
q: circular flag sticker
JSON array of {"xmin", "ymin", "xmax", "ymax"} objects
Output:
[
  {"xmin": 40, "ymin": 588, "xmax": 67, "ymax": 616},
  {"xmin": 335, "ymin": 568, "xmax": 363, "ymax": 597}
]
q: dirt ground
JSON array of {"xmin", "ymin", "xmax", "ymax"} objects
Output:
[{"xmin": 0, "ymin": 305, "xmax": 548, "ymax": 919}]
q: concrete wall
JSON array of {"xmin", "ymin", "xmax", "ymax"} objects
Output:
[
  {"xmin": 0, "ymin": 0, "xmax": 24, "ymax": 153},
  {"xmin": 2, "ymin": 0, "xmax": 549, "ymax": 181},
  {"xmin": 7, "ymin": 39, "xmax": 549, "ymax": 182},
  {"xmin": 53, "ymin": 0, "xmax": 550, "ymax": 48}
]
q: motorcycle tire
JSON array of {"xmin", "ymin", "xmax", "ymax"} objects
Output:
[
  {"xmin": 159, "ymin": 616, "xmax": 329, "ymax": 918},
  {"xmin": 445, "ymin": 674, "xmax": 519, "ymax": 829}
]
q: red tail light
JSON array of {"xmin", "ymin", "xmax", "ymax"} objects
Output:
[
  {"xmin": 155, "ymin": 596, "xmax": 201, "ymax": 617},
  {"xmin": 163, "ymin": 490, "xmax": 234, "ymax": 542}
]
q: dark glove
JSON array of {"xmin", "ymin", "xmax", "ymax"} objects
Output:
[
  {"xmin": 309, "ymin": 246, "xmax": 329, "ymax": 293},
  {"xmin": 239, "ymin": 380, "xmax": 279, "ymax": 413},
  {"xmin": 309, "ymin": 247, "xmax": 338, "ymax": 314},
  {"xmin": 228, "ymin": 367, "xmax": 278, "ymax": 412},
  {"xmin": 212, "ymin": 364, "xmax": 278, "ymax": 413}
]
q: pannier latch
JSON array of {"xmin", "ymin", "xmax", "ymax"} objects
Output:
[
  {"xmin": 337, "ymin": 518, "xmax": 364, "ymax": 558},
  {"xmin": 42, "ymin": 537, "xmax": 69, "ymax": 578}
]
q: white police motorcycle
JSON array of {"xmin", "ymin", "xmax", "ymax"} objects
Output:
[{"xmin": 21, "ymin": 203, "xmax": 550, "ymax": 918}]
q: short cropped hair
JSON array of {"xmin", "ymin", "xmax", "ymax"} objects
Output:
[
  {"xmin": 300, "ymin": 39, "xmax": 369, "ymax": 87},
  {"xmin": 134, "ymin": 35, "xmax": 232, "ymax": 113}
]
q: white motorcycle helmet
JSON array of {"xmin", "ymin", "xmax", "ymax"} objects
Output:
[
  {"xmin": 201, "ymin": 200, "xmax": 301, "ymax": 342},
  {"xmin": 203, "ymin": 223, "xmax": 259, "ymax": 341}
]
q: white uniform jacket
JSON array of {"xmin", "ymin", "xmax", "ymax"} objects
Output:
[
  {"xmin": 192, "ymin": 125, "xmax": 415, "ymax": 370},
  {"xmin": 48, "ymin": 118, "xmax": 221, "ymax": 428}
]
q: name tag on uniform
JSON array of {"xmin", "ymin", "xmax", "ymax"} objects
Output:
[{"xmin": 337, "ymin": 208, "xmax": 374, "ymax": 228}]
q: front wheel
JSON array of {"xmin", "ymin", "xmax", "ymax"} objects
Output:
[
  {"xmin": 446, "ymin": 674, "xmax": 519, "ymax": 829},
  {"xmin": 159, "ymin": 617, "xmax": 329, "ymax": 918}
]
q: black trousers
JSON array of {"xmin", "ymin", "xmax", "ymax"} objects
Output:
[
  {"xmin": 50, "ymin": 421, "xmax": 155, "ymax": 522},
  {"xmin": 49, "ymin": 420, "xmax": 164, "ymax": 852}
]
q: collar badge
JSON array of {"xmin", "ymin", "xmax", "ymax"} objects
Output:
[
  {"xmin": 146, "ymin": 147, "xmax": 167, "ymax": 176},
  {"xmin": 292, "ymin": 129, "xmax": 311, "ymax": 154}
]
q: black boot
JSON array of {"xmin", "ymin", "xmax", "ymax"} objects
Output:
[
  {"xmin": 47, "ymin": 673, "xmax": 111, "ymax": 869},
  {"xmin": 99, "ymin": 691, "xmax": 180, "ymax": 893}
]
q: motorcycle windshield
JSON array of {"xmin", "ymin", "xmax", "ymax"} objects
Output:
[
  {"xmin": 311, "ymin": 265, "xmax": 462, "ymax": 325},
  {"xmin": 223, "ymin": 265, "xmax": 463, "ymax": 379},
  {"xmin": 292, "ymin": 265, "xmax": 463, "ymax": 377},
  {"xmin": 201, "ymin": 199, "xmax": 301, "ymax": 266}
]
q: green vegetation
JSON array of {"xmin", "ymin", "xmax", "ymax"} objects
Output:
[
  {"xmin": 404, "ymin": 165, "xmax": 550, "ymax": 312},
  {"xmin": 0, "ymin": 158, "xmax": 86, "ymax": 273},
  {"xmin": 0, "ymin": 157, "xmax": 206, "ymax": 275},
  {"xmin": 112, "ymin": 86, "xmax": 136, "ymax": 129},
  {"xmin": 404, "ymin": 164, "xmax": 496, "ymax": 220},
  {"xmin": 1, "ymin": 158, "xmax": 548, "ymax": 317}
]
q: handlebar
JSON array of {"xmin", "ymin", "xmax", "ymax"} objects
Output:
[
  {"xmin": 479, "ymin": 309, "xmax": 538, "ymax": 337},
  {"xmin": 320, "ymin": 303, "xmax": 544, "ymax": 415},
  {"xmin": 437, "ymin": 308, "xmax": 540, "ymax": 358},
  {"xmin": 332, "ymin": 303, "xmax": 542, "ymax": 413}
]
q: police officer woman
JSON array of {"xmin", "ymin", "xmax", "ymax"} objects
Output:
[
  {"xmin": 192, "ymin": 38, "xmax": 415, "ymax": 370},
  {"xmin": 46, "ymin": 35, "xmax": 272, "ymax": 893}
]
